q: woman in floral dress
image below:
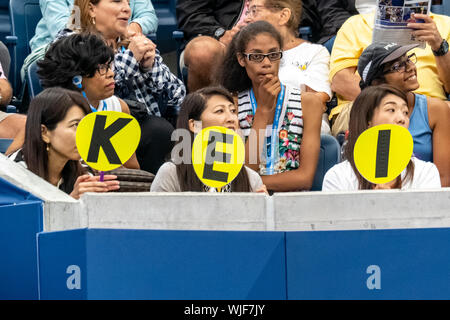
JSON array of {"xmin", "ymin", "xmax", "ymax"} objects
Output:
[{"xmin": 217, "ymin": 21, "xmax": 322, "ymax": 192}]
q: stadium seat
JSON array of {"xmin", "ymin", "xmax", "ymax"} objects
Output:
[
  {"xmin": 311, "ymin": 134, "xmax": 341, "ymax": 191},
  {"xmin": 0, "ymin": 138, "xmax": 13, "ymax": 153},
  {"xmin": 5, "ymin": 0, "xmax": 41, "ymax": 100},
  {"xmin": 0, "ymin": 0, "xmax": 11, "ymax": 44},
  {"xmin": 153, "ymin": 0, "xmax": 178, "ymax": 54},
  {"xmin": 25, "ymin": 59, "xmax": 41, "ymax": 98},
  {"xmin": 432, "ymin": 2, "xmax": 450, "ymax": 16}
]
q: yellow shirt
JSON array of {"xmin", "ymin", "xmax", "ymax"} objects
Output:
[{"xmin": 329, "ymin": 12, "xmax": 450, "ymax": 119}]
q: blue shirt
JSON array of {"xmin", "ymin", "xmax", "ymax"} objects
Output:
[
  {"xmin": 409, "ymin": 93, "xmax": 433, "ymax": 162},
  {"xmin": 30, "ymin": 0, "xmax": 158, "ymax": 51}
]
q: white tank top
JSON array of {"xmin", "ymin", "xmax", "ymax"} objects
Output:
[{"xmin": 102, "ymin": 95, "xmax": 122, "ymax": 112}]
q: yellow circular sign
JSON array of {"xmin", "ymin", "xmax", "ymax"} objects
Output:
[
  {"xmin": 354, "ymin": 124, "xmax": 413, "ymax": 185},
  {"xmin": 192, "ymin": 126, "xmax": 245, "ymax": 190},
  {"xmin": 76, "ymin": 111, "xmax": 141, "ymax": 171}
]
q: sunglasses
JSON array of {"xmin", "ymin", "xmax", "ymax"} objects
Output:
[{"xmin": 241, "ymin": 51, "xmax": 283, "ymax": 63}]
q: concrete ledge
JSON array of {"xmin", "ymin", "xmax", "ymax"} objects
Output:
[
  {"xmin": 76, "ymin": 193, "xmax": 268, "ymax": 231},
  {"xmin": 0, "ymin": 153, "xmax": 76, "ymax": 203},
  {"xmin": 273, "ymin": 189, "xmax": 450, "ymax": 231}
]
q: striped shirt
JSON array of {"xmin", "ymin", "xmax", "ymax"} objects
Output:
[{"xmin": 238, "ymin": 86, "xmax": 303, "ymax": 173}]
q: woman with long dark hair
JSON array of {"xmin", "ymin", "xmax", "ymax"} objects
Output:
[
  {"xmin": 322, "ymin": 85, "xmax": 441, "ymax": 190},
  {"xmin": 217, "ymin": 21, "xmax": 323, "ymax": 192},
  {"xmin": 151, "ymin": 86, "xmax": 266, "ymax": 193},
  {"xmin": 10, "ymin": 87, "xmax": 119, "ymax": 199}
]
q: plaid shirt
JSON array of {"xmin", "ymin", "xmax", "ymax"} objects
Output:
[{"xmin": 56, "ymin": 29, "xmax": 186, "ymax": 116}]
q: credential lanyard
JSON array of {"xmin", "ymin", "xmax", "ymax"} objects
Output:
[
  {"xmin": 249, "ymin": 84, "xmax": 286, "ymax": 175},
  {"xmin": 89, "ymin": 100, "xmax": 108, "ymax": 113}
]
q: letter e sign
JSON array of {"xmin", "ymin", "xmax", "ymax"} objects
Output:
[{"xmin": 192, "ymin": 126, "xmax": 245, "ymax": 190}]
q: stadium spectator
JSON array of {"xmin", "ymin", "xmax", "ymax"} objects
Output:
[
  {"xmin": 218, "ymin": 21, "xmax": 322, "ymax": 192},
  {"xmin": 357, "ymin": 42, "xmax": 450, "ymax": 187},
  {"xmin": 322, "ymin": 85, "xmax": 442, "ymax": 191},
  {"xmin": 176, "ymin": 0, "xmax": 251, "ymax": 92},
  {"xmin": 299, "ymin": 0, "xmax": 358, "ymax": 47},
  {"xmin": 22, "ymin": 0, "xmax": 158, "ymax": 79},
  {"xmin": 245, "ymin": 0, "xmax": 332, "ymax": 133},
  {"xmin": 151, "ymin": 86, "xmax": 267, "ymax": 193},
  {"xmin": 65, "ymin": 0, "xmax": 185, "ymax": 120},
  {"xmin": 0, "ymin": 41, "xmax": 25, "ymax": 155},
  {"xmin": 9, "ymin": 87, "xmax": 120, "ymax": 199},
  {"xmin": 38, "ymin": 32, "xmax": 178, "ymax": 174},
  {"xmin": 329, "ymin": 10, "xmax": 450, "ymax": 135},
  {"xmin": 37, "ymin": 33, "xmax": 142, "ymax": 169}
]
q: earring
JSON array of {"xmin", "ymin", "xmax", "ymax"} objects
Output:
[
  {"xmin": 46, "ymin": 143, "xmax": 50, "ymax": 152},
  {"xmin": 91, "ymin": 17, "xmax": 96, "ymax": 25}
]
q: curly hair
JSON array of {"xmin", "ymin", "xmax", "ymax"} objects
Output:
[
  {"xmin": 37, "ymin": 32, "xmax": 114, "ymax": 91},
  {"xmin": 216, "ymin": 21, "xmax": 283, "ymax": 94}
]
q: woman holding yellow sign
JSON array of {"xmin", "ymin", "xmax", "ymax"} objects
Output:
[
  {"xmin": 9, "ymin": 88, "xmax": 120, "ymax": 199},
  {"xmin": 218, "ymin": 21, "xmax": 323, "ymax": 192},
  {"xmin": 151, "ymin": 86, "xmax": 266, "ymax": 193},
  {"xmin": 322, "ymin": 85, "xmax": 441, "ymax": 191}
]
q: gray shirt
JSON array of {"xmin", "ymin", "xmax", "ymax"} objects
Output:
[{"xmin": 150, "ymin": 162, "xmax": 263, "ymax": 192}]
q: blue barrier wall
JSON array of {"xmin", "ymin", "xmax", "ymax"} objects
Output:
[
  {"xmin": 36, "ymin": 227, "xmax": 450, "ymax": 300},
  {"xmin": 0, "ymin": 177, "xmax": 43, "ymax": 299},
  {"xmin": 38, "ymin": 229, "xmax": 287, "ymax": 300}
]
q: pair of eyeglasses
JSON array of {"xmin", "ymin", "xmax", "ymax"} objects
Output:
[
  {"xmin": 384, "ymin": 53, "xmax": 417, "ymax": 73},
  {"xmin": 246, "ymin": 4, "xmax": 279, "ymax": 18},
  {"xmin": 241, "ymin": 51, "xmax": 283, "ymax": 63},
  {"xmin": 97, "ymin": 62, "xmax": 114, "ymax": 76}
]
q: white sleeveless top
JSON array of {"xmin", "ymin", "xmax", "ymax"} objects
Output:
[{"xmin": 101, "ymin": 96, "xmax": 122, "ymax": 112}]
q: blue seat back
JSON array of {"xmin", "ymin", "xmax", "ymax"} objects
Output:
[
  {"xmin": 311, "ymin": 134, "xmax": 341, "ymax": 191},
  {"xmin": 0, "ymin": 138, "xmax": 13, "ymax": 153},
  {"xmin": 26, "ymin": 59, "xmax": 42, "ymax": 98},
  {"xmin": 8, "ymin": 0, "xmax": 41, "ymax": 94},
  {"xmin": 153, "ymin": 0, "xmax": 178, "ymax": 54},
  {"xmin": 432, "ymin": 3, "xmax": 450, "ymax": 15}
]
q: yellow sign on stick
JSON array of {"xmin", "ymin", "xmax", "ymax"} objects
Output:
[
  {"xmin": 354, "ymin": 124, "xmax": 413, "ymax": 185},
  {"xmin": 192, "ymin": 126, "xmax": 245, "ymax": 190},
  {"xmin": 76, "ymin": 111, "xmax": 141, "ymax": 171}
]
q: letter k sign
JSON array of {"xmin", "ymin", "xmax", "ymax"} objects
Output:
[
  {"xmin": 87, "ymin": 115, "xmax": 132, "ymax": 164},
  {"xmin": 76, "ymin": 111, "xmax": 141, "ymax": 171}
]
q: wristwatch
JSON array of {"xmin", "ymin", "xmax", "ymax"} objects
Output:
[
  {"xmin": 432, "ymin": 39, "xmax": 449, "ymax": 56},
  {"xmin": 213, "ymin": 27, "xmax": 226, "ymax": 40}
]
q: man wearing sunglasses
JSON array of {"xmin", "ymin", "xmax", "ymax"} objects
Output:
[{"xmin": 357, "ymin": 42, "xmax": 450, "ymax": 187}]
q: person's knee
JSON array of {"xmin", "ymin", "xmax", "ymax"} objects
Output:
[{"xmin": 184, "ymin": 36, "xmax": 224, "ymax": 68}]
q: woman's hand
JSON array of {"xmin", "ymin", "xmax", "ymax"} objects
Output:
[
  {"xmin": 255, "ymin": 75, "xmax": 281, "ymax": 120},
  {"xmin": 70, "ymin": 174, "xmax": 120, "ymax": 200},
  {"xmin": 128, "ymin": 35, "xmax": 156, "ymax": 63},
  {"xmin": 140, "ymin": 43, "xmax": 156, "ymax": 70}
]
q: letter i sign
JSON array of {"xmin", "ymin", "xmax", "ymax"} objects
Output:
[
  {"xmin": 354, "ymin": 124, "xmax": 413, "ymax": 184},
  {"xmin": 76, "ymin": 111, "xmax": 141, "ymax": 171}
]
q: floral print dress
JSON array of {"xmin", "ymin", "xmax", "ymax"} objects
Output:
[{"xmin": 238, "ymin": 86, "xmax": 304, "ymax": 174}]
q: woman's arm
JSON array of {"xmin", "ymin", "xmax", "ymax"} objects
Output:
[
  {"xmin": 261, "ymin": 92, "xmax": 322, "ymax": 191},
  {"xmin": 428, "ymin": 97, "xmax": 450, "ymax": 187}
]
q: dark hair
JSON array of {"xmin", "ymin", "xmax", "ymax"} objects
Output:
[
  {"xmin": 344, "ymin": 84, "xmax": 414, "ymax": 189},
  {"xmin": 217, "ymin": 21, "xmax": 284, "ymax": 94},
  {"xmin": 175, "ymin": 86, "xmax": 251, "ymax": 192},
  {"xmin": 37, "ymin": 32, "xmax": 114, "ymax": 91},
  {"xmin": 22, "ymin": 87, "xmax": 92, "ymax": 194}
]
